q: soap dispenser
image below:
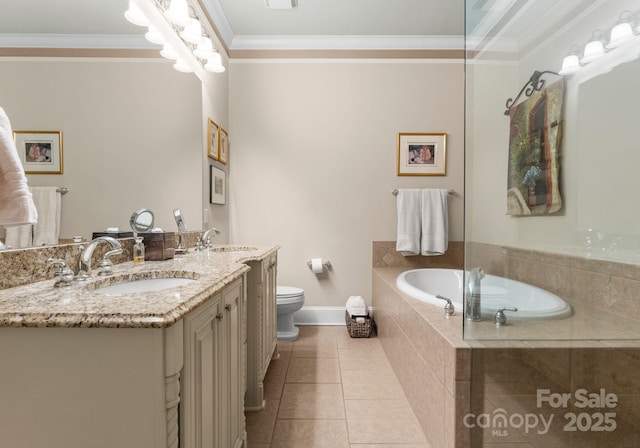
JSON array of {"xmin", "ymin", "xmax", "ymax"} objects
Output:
[{"xmin": 133, "ymin": 236, "xmax": 145, "ymax": 265}]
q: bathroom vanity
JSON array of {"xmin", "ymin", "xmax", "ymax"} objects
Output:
[{"xmin": 0, "ymin": 245, "xmax": 278, "ymax": 448}]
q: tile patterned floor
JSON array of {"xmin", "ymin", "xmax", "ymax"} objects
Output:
[{"xmin": 245, "ymin": 325, "xmax": 431, "ymax": 448}]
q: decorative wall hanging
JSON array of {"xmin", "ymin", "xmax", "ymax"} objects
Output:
[
  {"xmin": 506, "ymin": 74, "xmax": 564, "ymax": 216},
  {"xmin": 397, "ymin": 132, "xmax": 447, "ymax": 176},
  {"xmin": 207, "ymin": 118, "xmax": 219, "ymax": 160},
  {"xmin": 13, "ymin": 131, "xmax": 63, "ymax": 174}
]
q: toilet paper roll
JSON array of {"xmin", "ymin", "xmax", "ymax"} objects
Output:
[{"xmin": 311, "ymin": 258, "xmax": 324, "ymax": 274}]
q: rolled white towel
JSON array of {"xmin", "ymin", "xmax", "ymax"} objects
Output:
[{"xmin": 346, "ymin": 295, "xmax": 368, "ymax": 317}]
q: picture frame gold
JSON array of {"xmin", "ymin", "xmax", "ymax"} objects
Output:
[
  {"xmin": 218, "ymin": 127, "xmax": 228, "ymax": 165},
  {"xmin": 397, "ymin": 132, "xmax": 447, "ymax": 176},
  {"xmin": 13, "ymin": 130, "xmax": 63, "ymax": 174},
  {"xmin": 207, "ymin": 118, "xmax": 219, "ymax": 160}
]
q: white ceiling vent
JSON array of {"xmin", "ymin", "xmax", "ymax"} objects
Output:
[{"xmin": 264, "ymin": 0, "xmax": 297, "ymax": 9}]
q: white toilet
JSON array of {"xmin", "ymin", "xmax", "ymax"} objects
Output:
[{"xmin": 276, "ymin": 286, "xmax": 305, "ymax": 342}]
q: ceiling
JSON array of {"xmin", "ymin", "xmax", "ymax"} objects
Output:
[
  {"xmin": 0, "ymin": 0, "xmax": 605, "ymax": 58},
  {"xmin": 0, "ymin": 0, "xmax": 467, "ymax": 53}
]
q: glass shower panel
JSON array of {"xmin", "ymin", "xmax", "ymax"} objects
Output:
[{"xmin": 463, "ymin": 1, "xmax": 640, "ymax": 446}]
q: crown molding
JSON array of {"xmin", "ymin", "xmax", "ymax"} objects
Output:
[
  {"xmin": 229, "ymin": 35, "xmax": 464, "ymax": 51},
  {"xmin": 0, "ymin": 34, "xmax": 156, "ymax": 49}
]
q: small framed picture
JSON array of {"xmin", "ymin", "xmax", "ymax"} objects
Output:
[
  {"xmin": 13, "ymin": 131, "xmax": 63, "ymax": 174},
  {"xmin": 219, "ymin": 127, "xmax": 228, "ymax": 164},
  {"xmin": 397, "ymin": 132, "xmax": 447, "ymax": 176},
  {"xmin": 207, "ymin": 118, "xmax": 219, "ymax": 160},
  {"xmin": 210, "ymin": 165, "xmax": 226, "ymax": 204}
]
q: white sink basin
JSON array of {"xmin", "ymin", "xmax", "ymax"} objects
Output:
[{"xmin": 92, "ymin": 277, "xmax": 196, "ymax": 295}]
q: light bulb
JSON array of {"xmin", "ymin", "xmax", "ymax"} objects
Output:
[
  {"xmin": 581, "ymin": 31, "xmax": 605, "ymax": 64},
  {"xmin": 160, "ymin": 43, "xmax": 178, "ymax": 60},
  {"xmin": 173, "ymin": 58, "xmax": 193, "ymax": 73},
  {"xmin": 179, "ymin": 18, "xmax": 203, "ymax": 44},
  {"xmin": 145, "ymin": 25, "xmax": 164, "ymax": 45},
  {"xmin": 204, "ymin": 52, "xmax": 225, "ymax": 73},
  {"xmin": 164, "ymin": 0, "xmax": 190, "ymax": 27},
  {"xmin": 124, "ymin": 0, "xmax": 149, "ymax": 27},
  {"xmin": 559, "ymin": 53, "xmax": 580, "ymax": 75},
  {"xmin": 608, "ymin": 22, "xmax": 634, "ymax": 48},
  {"xmin": 194, "ymin": 37, "xmax": 214, "ymax": 60}
]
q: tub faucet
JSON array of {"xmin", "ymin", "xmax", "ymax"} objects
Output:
[
  {"xmin": 77, "ymin": 236, "xmax": 122, "ymax": 280},
  {"xmin": 465, "ymin": 267, "xmax": 485, "ymax": 322}
]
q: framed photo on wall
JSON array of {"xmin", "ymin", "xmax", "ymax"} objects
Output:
[
  {"xmin": 218, "ymin": 127, "xmax": 228, "ymax": 164},
  {"xmin": 210, "ymin": 165, "xmax": 226, "ymax": 204},
  {"xmin": 13, "ymin": 130, "xmax": 63, "ymax": 174},
  {"xmin": 397, "ymin": 132, "xmax": 447, "ymax": 176},
  {"xmin": 207, "ymin": 118, "xmax": 219, "ymax": 160}
]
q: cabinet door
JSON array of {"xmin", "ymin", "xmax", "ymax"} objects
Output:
[
  {"xmin": 262, "ymin": 254, "xmax": 278, "ymax": 374},
  {"xmin": 181, "ymin": 297, "xmax": 222, "ymax": 448},
  {"xmin": 223, "ymin": 281, "xmax": 245, "ymax": 448}
]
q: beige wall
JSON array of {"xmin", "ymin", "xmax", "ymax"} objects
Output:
[
  {"xmin": 229, "ymin": 60, "xmax": 464, "ymax": 306},
  {"xmin": 0, "ymin": 58, "xmax": 204, "ymax": 240}
]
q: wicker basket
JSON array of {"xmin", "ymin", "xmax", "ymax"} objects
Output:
[{"xmin": 345, "ymin": 311, "xmax": 374, "ymax": 338}]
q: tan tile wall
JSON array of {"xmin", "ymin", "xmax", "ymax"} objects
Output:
[
  {"xmin": 466, "ymin": 242, "xmax": 640, "ymax": 325},
  {"xmin": 372, "ymin": 241, "xmax": 464, "ymax": 269},
  {"xmin": 373, "ymin": 268, "xmax": 471, "ymax": 448}
]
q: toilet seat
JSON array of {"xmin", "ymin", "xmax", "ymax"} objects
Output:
[{"xmin": 277, "ymin": 286, "xmax": 305, "ymax": 305}]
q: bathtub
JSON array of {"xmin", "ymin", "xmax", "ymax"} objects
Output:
[{"xmin": 396, "ymin": 268, "xmax": 572, "ymax": 319}]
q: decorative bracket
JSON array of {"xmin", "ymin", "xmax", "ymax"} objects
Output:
[{"xmin": 504, "ymin": 70, "xmax": 562, "ymax": 115}]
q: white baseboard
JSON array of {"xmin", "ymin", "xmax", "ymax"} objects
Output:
[{"xmin": 294, "ymin": 306, "xmax": 372, "ymax": 326}]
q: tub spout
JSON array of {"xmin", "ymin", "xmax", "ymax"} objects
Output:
[{"xmin": 465, "ymin": 267, "xmax": 485, "ymax": 322}]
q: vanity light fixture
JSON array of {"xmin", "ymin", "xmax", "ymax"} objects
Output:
[
  {"xmin": 607, "ymin": 11, "xmax": 636, "ymax": 49},
  {"xmin": 145, "ymin": 25, "xmax": 165, "ymax": 45},
  {"xmin": 580, "ymin": 30, "xmax": 606, "ymax": 64},
  {"xmin": 163, "ymin": 0, "xmax": 190, "ymax": 26},
  {"xmin": 558, "ymin": 46, "xmax": 581, "ymax": 75},
  {"xmin": 124, "ymin": 0, "xmax": 150, "ymax": 26},
  {"xmin": 125, "ymin": 0, "xmax": 226, "ymax": 75}
]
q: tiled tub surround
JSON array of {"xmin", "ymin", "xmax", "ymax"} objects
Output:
[
  {"xmin": 373, "ymin": 243, "xmax": 640, "ymax": 447},
  {"xmin": 0, "ymin": 243, "xmax": 278, "ymax": 328}
]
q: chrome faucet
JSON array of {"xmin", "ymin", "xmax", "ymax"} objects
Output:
[
  {"xmin": 196, "ymin": 227, "xmax": 221, "ymax": 250},
  {"xmin": 77, "ymin": 236, "xmax": 123, "ymax": 279},
  {"xmin": 465, "ymin": 267, "xmax": 485, "ymax": 322},
  {"xmin": 495, "ymin": 307, "xmax": 518, "ymax": 326}
]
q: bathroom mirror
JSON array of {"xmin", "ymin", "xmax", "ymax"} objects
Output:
[{"xmin": 130, "ymin": 209, "xmax": 155, "ymax": 234}]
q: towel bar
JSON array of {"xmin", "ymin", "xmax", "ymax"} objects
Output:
[
  {"xmin": 56, "ymin": 187, "xmax": 69, "ymax": 195},
  {"xmin": 392, "ymin": 189, "xmax": 454, "ymax": 196}
]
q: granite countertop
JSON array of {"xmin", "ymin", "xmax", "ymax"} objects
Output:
[{"xmin": 0, "ymin": 245, "xmax": 278, "ymax": 329}]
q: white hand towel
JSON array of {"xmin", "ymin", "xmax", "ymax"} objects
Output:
[
  {"xmin": 31, "ymin": 186, "xmax": 61, "ymax": 246},
  {"xmin": 4, "ymin": 224, "xmax": 33, "ymax": 248},
  {"xmin": 395, "ymin": 189, "xmax": 421, "ymax": 256},
  {"xmin": 420, "ymin": 189, "xmax": 449, "ymax": 256},
  {"xmin": 0, "ymin": 106, "xmax": 38, "ymax": 227}
]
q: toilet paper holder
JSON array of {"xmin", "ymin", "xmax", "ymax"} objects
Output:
[{"xmin": 307, "ymin": 259, "xmax": 332, "ymax": 271}]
